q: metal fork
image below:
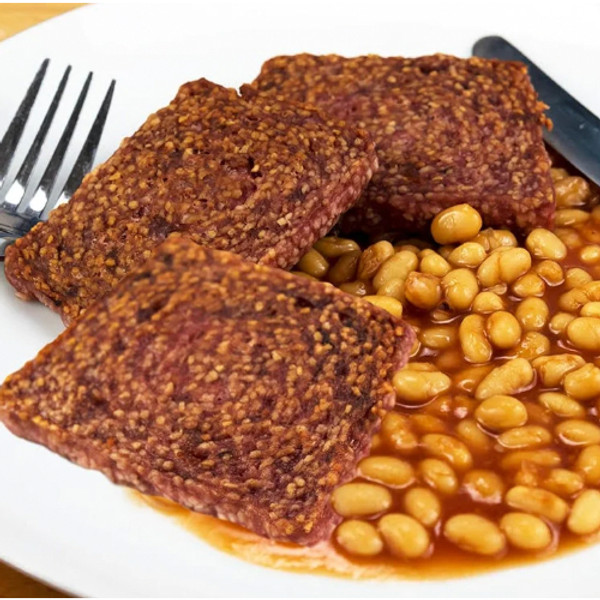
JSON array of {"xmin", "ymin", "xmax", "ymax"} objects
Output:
[{"xmin": 0, "ymin": 59, "xmax": 115, "ymax": 257}]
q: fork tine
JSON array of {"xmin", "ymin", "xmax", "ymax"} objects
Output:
[
  {"xmin": 44, "ymin": 79, "xmax": 115, "ymax": 219},
  {"xmin": 22, "ymin": 71, "xmax": 93, "ymax": 219},
  {"xmin": 0, "ymin": 59, "xmax": 49, "ymax": 189},
  {"xmin": 3, "ymin": 66, "xmax": 72, "ymax": 211}
]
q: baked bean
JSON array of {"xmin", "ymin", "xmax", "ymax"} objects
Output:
[
  {"xmin": 567, "ymin": 317, "xmax": 600, "ymax": 352},
  {"xmin": 542, "ymin": 468, "xmax": 584, "ymax": 497},
  {"xmin": 555, "ymin": 227, "xmax": 583, "ymax": 249},
  {"xmin": 549, "ymin": 312, "xmax": 576, "ymax": 335},
  {"xmin": 475, "ymin": 358, "xmax": 534, "ymax": 400},
  {"xmin": 525, "ymin": 228, "xmax": 567, "ymax": 260},
  {"xmin": 538, "ymin": 392, "xmax": 585, "ymax": 419},
  {"xmin": 443, "ymin": 514, "xmax": 506, "ymax": 555},
  {"xmin": 514, "ymin": 467, "xmax": 542, "ymax": 491},
  {"xmin": 442, "ymin": 268, "xmax": 480, "ymax": 311},
  {"xmin": 463, "ymin": 469, "xmax": 505, "ymax": 503},
  {"xmin": 542, "ymin": 365, "xmax": 575, "ymax": 399},
  {"xmin": 477, "ymin": 253, "xmax": 502, "ymax": 288},
  {"xmin": 363, "ymin": 295, "xmax": 404, "ymax": 318},
  {"xmin": 580, "ymin": 245, "xmax": 600, "ymax": 265},
  {"xmin": 408, "ymin": 361, "xmax": 438, "ymax": 373},
  {"xmin": 515, "ymin": 298, "xmax": 549, "ymax": 332},
  {"xmin": 359, "ymin": 456, "xmax": 415, "ymax": 488},
  {"xmin": 447, "ymin": 242, "xmax": 487, "ymax": 268},
  {"xmin": 373, "ymin": 251, "xmax": 418, "ymax": 290},
  {"xmin": 563, "ymin": 363, "xmax": 600, "ymax": 401},
  {"xmin": 487, "ymin": 283, "xmax": 508, "ymax": 295},
  {"xmin": 500, "ymin": 450, "xmax": 562, "ymax": 471},
  {"xmin": 332, "ymin": 482, "xmax": 392, "ymax": 517},
  {"xmin": 376, "ymin": 278, "xmax": 405, "ymax": 301},
  {"xmin": 554, "ymin": 175, "xmax": 591, "ymax": 207},
  {"xmin": 423, "ymin": 395, "xmax": 454, "ymax": 418},
  {"xmin": 430, "ymin": 307, "xmax": 454, "ymax": 322},
  {"xmin": 438, "ymin": 245, "xmax": 454, "ymax": 260},
  {"xmin": 297, "ymin": 249, "xmax": 329, "ymax": 279},
  {"xmin": 404, "ymin": 487, "xmax": 441, "ymax": 527},
  {"xmin": 505, "ymin": 485, "xmax": 568, "ymax": 522},
  {"xmin": 357, "ymin": 241, "xmax": 395, "ymax": 280},
  {"xmin": 397, "ymin": 244, "xmax": 421, "ymax": 254},
  {"xmin": 420, "ymin": 251, "xmax": 452, "ymax": 277},
  {"xmin": 410, "ymin": 337, "xmax": 421, "ymax": 358},
  {"xmin": 512, "ymin": 469, "xmax": 541, "ymax": 488},
  {"xmin": 486, "ymin": 311, "xmax": 522, "ymax": 349},
  {"xmin": 497, "ymin": 248, "xmax": 532, "ymax": 283},
  {"xmin": 335, "ymin": 520, "xmax": 383, "ymax": 556},
  {"xmin": 291, "ymin": 271, "xmax": 318, "ymax": 281},
  {"xmin": 381, "ymin": 413, "xmax": 418, "ymax": 454},
  {"xmin": 565, "ymin": 267, "xmax": 593, "ymax": 289},
  {"xmin": 421, "ymin": 434, "xmax": 473, "ymax": 470},
  {"xmin": 556, "ymin": 208, "xmax": 590, "ymax": 226},
  {"xmin": 404, "ymin": 272, "xmax": 442, "ymax": 310},
  {"xmin": 513, "ymin": 466, "xmax": 541, "ymax": 490},
  {"xmin": 568, "ymin": 490, "xmax": 600, "ymax": 535},
  {"xmin": 339, "ymin": 280, "xmax": 370, "ymax": 297},
  {"xmin": 419, "ymin": 458, "xmax": 458, "ymax": 494},
  {"xmin": 559, "ymin": 288, "xmax": 590, "ymax": 313},
  {"xmin": 418, "ymin": 325, "xmax": 458, "ymax": 350},
  {"xmin": 431, "ymin": 204, "xmax": 482, "ymax": 245},
  {"xmin": 512, "ymin": 272, "xmax": 546, "ymax": 298},
  {"xmin": 378, "ymin": 514, "xmax": 430, "ymax": 558},
  {"xmin": 313, "ymin": 236, "xmax": 360, "ymax": 259},
  {"xmin": 459, "ymin": 314, "xmax": 492, "ymax": 364},
  {"xmin": 327, "ymin": 250, "xmax": 360, "ymax": 285},
  {"xmin": 524, "ymin": 401, "xmax": 554, "ymax": 427},
  {"xmin": 551, "ymin": 168, "xmax": 569, "ymax": 182},
  {"xmin": 475, "ymin": 395, "xmax": 527, "ymax": 431},
  {"xmin": 514, "ymin": 332, "xmax": 551, "ymax": 360},
  {"xmin": 500, "ymin": 513, "xmax": 552, "ymax": 551},
  {"xmin": 498, "ymin": 425, "xmax": 552, "ymax": 449},
  {"xmin": 535, "ymin": 260, "xmax": 564, "ymax": 285},
  {"xmin": 556, "ymin": 420, "xmax": 600, "ymax": 446},
  {"xmin": 451, "ymin": 394, "xmax": 479, "ymax": 419},
  {"xmin": 410, "ymin": 414, "xmax": 447, "ymax": 434},
  {"xmin": 393, "ymin": 368, "xmax": 451, "ymax": 405},
  {"xmin": 581, "ymin": 302, "xmax": 600, "ymax": 317},
  {"xmin": 472, "ymin": 291, "xmax": 505, "ymax": 314},
  {"xmin": 370, "ymin": 434, "xmax": 383, "ymax": 453},
  {"xmin": 576, "ymin": 445, "xmax": 600, "ymax": 485},
  {"xmin": 454, "ymin": 365, "xmax": 493, "ymax": 394},
  {"xmin": 455, "ymin": 419, "xmax": 492, "ymax": 453},
  {"xmin": 512, "ymin": 462, "xmax": 543, "ymax": 487},
  {"xmin": 472, "ymin": 229, "xmax": 517, "ymax": 251}
]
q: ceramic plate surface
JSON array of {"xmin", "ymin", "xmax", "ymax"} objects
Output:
[{"xmin": 1, "ymin": 1, "xmax": 600, "ymax": 596}]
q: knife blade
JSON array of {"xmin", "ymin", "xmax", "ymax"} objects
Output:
[{"xmin": 473, "ymin": 35, "xmax": 600, "ymax": 187}]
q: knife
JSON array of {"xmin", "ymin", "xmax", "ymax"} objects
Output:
[{"xmin": 473, "ymin": 35, "xmax": 600, "ymax": 187}]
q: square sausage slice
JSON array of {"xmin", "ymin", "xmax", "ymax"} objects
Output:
[
  {"xmin": 5, "ymin": 78, "xmax": 377, "ymax": 323},
  {"xmin": 0, "ymin": 237, "xmax": 413, "ymax": 545}
]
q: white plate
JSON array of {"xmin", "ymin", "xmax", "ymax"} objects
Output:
[{"xmin": 1, "ymin": 1, "xmax": 600, "ymax": 596}]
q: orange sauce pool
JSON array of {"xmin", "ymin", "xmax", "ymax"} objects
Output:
[{"xmin": 131, "ymin": 492, "xmax": 600, "ymax": 580}]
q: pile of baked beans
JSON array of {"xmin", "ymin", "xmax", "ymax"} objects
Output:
[{"xmin": 295, "ymin": 169, "xmax": 600, "ymax": 564}]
